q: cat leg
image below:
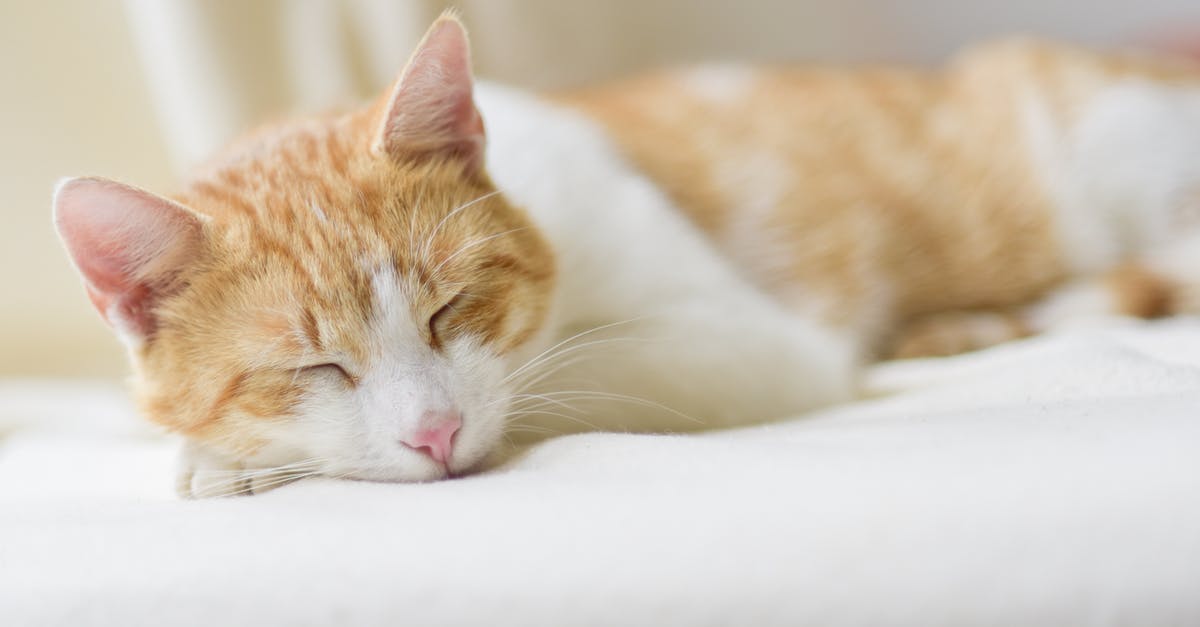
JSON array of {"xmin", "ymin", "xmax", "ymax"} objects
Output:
[
  {"xmin": 1138, "ymin": 231, "xmax": 1200, "ymax": 315},
  {"xmin": 886, "ymin": 309, "xmax": 1029, "ymax": 360},
  {"xmin": 1024, "ymin": 263, "xmax": 1174, "ymax": 332},
  {"xmin": 888, "ymin": 262, "xmax": 1176, "ymax": 360}
]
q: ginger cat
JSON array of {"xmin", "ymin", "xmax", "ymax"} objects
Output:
[{"xmin": 54, "ymin": 15, "xmax": 1200, "ymax": 497}]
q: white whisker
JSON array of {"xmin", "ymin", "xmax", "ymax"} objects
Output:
[
  {"xmin": 430, "ymin": 227, "xmax": 529, "ymax": 279},
  {"xmin": 420, "ymin": 190, "xmax": 501, "ymax": 262},
  {"xmin": 502, "ymin": 317, "xmax": 648, "ymax": 386},
  {"xmin": 504, "ymin": 336, "xmax": 657, "ymax": 391}
]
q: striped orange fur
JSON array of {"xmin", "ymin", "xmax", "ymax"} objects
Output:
[{"xmin": 558, "ymin": 39, "xmax": 1200, "ymax": 348}]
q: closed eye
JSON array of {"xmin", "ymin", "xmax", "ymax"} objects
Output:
[
  {"xmin": 301, "ymin": 363, "xmax": 358, "ymax": 386},
  {"xmin": 429, "ymin": 293, "xmax": 467, "ymax": 347}
]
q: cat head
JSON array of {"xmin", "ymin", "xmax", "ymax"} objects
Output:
[{"xmin": 53, "ymin": 15, "xmax": 556, "ymax": 482}]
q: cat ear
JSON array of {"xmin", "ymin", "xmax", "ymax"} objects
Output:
[
  {"xmin": 373, "ymin": 14, "xmax": 485, "ymax": 169},
  {"xmin": 53, "ymin": 177, "xmax": 206, "ymax": 345}
]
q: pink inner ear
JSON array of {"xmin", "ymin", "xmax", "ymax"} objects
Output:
[
  {"xmin": 84, "ymin": 282, "xmax": 155, "ymax": 339},
  {"xmin": 376, "ymin": 16, "xmax": 486, "ymax": 165},
  {"xmin": 54, "ymin": 177, "xmax": 203, "ymax": 341}
]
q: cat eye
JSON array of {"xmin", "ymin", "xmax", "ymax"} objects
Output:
[
  {"xmin": 302, "ymin": 363, "xmax": 357, "ymax": 386},
  {"xmin": 429, "ymin": 293, "xmax": 466, "ymax": 346}
]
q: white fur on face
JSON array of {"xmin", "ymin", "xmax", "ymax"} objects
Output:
[{"xmin": 280, "ymin": 266, "xmax": 510, "ymax": 482}]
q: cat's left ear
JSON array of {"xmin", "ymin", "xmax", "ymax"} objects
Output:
[{"xmin": 373, "ymin": 14, "xmax": 485, "ymax": 170}]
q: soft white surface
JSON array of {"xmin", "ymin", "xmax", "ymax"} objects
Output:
[{"xmin": 3, "ymin": 322, "xmax": 1200, "ymax": 626}]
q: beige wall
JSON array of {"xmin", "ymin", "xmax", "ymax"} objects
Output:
[{"xmin": 0, "ymin": 0, "xmax": 173, "ymax": 377}]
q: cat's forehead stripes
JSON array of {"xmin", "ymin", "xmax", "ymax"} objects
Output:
[{"xmin": 299, "ymin": 307, "xmax": 325, "ymax": 353}]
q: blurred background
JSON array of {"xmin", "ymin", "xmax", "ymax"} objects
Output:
[{"xmin": 2, "ymin": 0, "xmax": 1199, "ymax": 379}]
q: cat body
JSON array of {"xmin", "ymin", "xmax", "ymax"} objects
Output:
[
  {"xmin": 467, "ymin": 39, "xmax": 1200, "ymax": 429},
  {"xmin": 555, "ymin": 41, "xmax": 1200, "ymax": 355},
  {"xmin": 53, "ymin": 16, "xmax": 1200, "ymax": 496}
]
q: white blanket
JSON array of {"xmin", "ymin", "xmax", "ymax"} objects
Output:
[{"xmin": 3, "ymin": 321, "xmax": 1199, "ymax": 626}]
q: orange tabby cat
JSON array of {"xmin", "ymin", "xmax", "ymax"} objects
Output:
[{"xmin": 54, "ymin": 14, "xmax": 1200, "ymax": 496}]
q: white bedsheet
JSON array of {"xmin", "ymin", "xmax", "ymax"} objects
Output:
[{"xmin": 2, "ymin": 321, "xmax": 1199, "ymax": 626}]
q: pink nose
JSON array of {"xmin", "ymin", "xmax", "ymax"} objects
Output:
[{"xmin": 399, "ymin": 411, "xmax": 462, "ymax": 465}]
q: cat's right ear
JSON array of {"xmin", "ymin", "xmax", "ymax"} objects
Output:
[{"xmin": 53, "ymin": 177, "xmax": 207, "ymax": 345}]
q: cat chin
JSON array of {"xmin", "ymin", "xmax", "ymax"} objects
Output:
[{"xmin": 327, "ymin": 436, "xmax": 498, "ymax": 483}]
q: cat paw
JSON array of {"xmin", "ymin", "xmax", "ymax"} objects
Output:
[
  {"xmin": 175, "ymin": 442, "xmax": 301, "ymax": 499},
  {"xmin": 887, "ymin": 310, "xmax": 1027, "ymax": 360}
]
